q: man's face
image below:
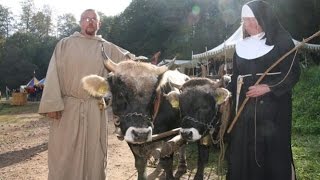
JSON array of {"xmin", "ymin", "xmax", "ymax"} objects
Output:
[{"xmin": 80, "ymin": 11, "xmax": 101, "ymax": 36}]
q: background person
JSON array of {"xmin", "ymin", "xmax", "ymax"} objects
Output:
[
  {"xmin": 38, "ymin": 9, "xmax": 134, "ymax": 180},
  {"xmin": 227, "ymin": 1, "xmax": 300, "ymax": 180}
]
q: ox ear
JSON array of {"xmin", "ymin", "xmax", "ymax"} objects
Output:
[
  {"xmin": 213, "ymin": 88, "xmax": 231, "ymax": 105},
  {"xmin": 164, "ymin": 91, "xmax": 180, "ymax": 109},
  {"xmin": 81, "ymin": 75, "xmax": 110, "ymax": 98}
]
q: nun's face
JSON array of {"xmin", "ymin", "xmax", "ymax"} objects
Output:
[{"xmin": 242, "ymin": 17, "xmax": 263, "ymax": 36}]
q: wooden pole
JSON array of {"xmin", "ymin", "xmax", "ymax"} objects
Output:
[
  {"xmin": 227, "ymin": 30, "xmax": 320, "ymax": 133},
  {"xmin": 151, "ymin": 128, "xmax": 181, "ymax": 141}
]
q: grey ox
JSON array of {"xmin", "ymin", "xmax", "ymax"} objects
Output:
[{"xmin": 81, "ymin": 57, "xmax": 190, "ymax": 180}]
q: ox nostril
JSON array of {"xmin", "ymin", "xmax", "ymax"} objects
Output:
[
  {"xmin": 181, "ymin": 131, "xmax": 193, "ymax": 140},
  {"xmin": 132, "ymin": 130, "xmax": 138, "ymax": 136}
]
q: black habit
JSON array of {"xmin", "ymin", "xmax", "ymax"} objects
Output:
[{"xmin": 226, "ymin": 1, "xmax": 300, "ymax": 180}]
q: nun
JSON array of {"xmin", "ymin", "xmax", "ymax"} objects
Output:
[{"xmin": 227, "ymin": 1, "xmax": 300, "ymax": 180}]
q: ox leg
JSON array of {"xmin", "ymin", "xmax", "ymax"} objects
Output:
[
  {"xmin": 133, "ymin": 155, "xmax": 148, "ymax": 180},
  {"xmin": 175, "ymin": 144, "xmax": 187, "ymax": 178},
  {"xmin": 159, "ymin": 155, "xmax": 175, "ymax": 180},
  {"xmin": 194, "ymin": 143, "xmax": 210, "ymax": 180}
]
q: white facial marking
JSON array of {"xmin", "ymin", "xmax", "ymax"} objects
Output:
[
  {"xmin": 181, "ymin": 128, "xmax": 201, "ymax": 141},
  {"xmin": 124, "ymin": 127, "xmax": 152, "ymax": 144}
]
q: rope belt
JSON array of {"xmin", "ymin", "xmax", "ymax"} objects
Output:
[{"xmin": 236, "ymin": 72, "xmax": 281, "ymax": 113}]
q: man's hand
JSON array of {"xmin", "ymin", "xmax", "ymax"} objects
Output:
[
  {"xmin": 46, "ymin": 111, "xmax": 62, "ymax": 120},
  {"xmin": 246, "ymin": 84, "xmax": 270, "ymax": 98}
]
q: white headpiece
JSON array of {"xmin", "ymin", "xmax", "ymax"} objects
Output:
[{"xmin": 241, "ymin": 5, "xmax": 255, "ymax": 18}]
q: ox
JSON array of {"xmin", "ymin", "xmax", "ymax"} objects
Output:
[
  {"xmin": 166, "ymin": 77, "xmax": 231, "ymax": 179},
  {"xmin": 82, "ymin": 58, "xmax": 190, "ymax": 180}
]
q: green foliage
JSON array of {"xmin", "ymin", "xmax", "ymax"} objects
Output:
[
  {"xmin": 0, "ymin": 32, "xmax": 57, "ymax": 92},
  {"xmin": 293, "ymin": 66, "xmax": 320, "ymax": 134},
  {"xmin": 0, "ymin": 5, "xmax": 13, "ymax": 37},
  {"xmin": 181, "ymin": 133, "xmax": 320, "ymax": 179},
  {"xmin": 57, "ymin": 13, "xmax": 79, "ymax": 38},
  {"xmin": 29, "ymin": 11, "xmax": 52, "ymax": 37},
  {"xmin": 107, "ymin": 0, "xmax": 242, "ymax": 59},
  {"xmin": 292, "ymin": 134, "xmax": 320, "ymax": 180},
  {"xmin": 0, "ymin": 0, "xmax": 320, "ymax": 91},
  {"xmin": 0, "ymin": 102, "xmax": 39, "ymax": 116}
]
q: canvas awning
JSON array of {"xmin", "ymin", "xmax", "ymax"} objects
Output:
[
  {"xmin": 26, "ymin": 77, "xmax": 39, "ymax": 87},
  {"xmin": 38, "ymin": 78, "xmax": 45, "ymax": 85},
  {"xmin": 158, "ymin": 59, "xmax": 196, "ymax": 68}
]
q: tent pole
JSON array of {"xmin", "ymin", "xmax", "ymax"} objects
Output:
[{"xmin": 205, "ymin": 46, "xmax": 209, "ymax": 76}]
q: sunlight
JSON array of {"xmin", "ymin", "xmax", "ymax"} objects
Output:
[{"xmin": 0, "ymin": 0, "xmax": 132, "ymax": 20}]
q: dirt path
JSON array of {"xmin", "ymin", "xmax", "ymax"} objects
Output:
[
  {"xmin": 0, "ymin": 102, "xmax": 219, "ymax": 180},
  {"xmin": 0, "ymin": 106, "xmax": 142, "ymax": 180}
]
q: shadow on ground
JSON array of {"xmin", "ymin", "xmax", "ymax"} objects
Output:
[{"xmin": 0, "ymin": 142, "xmax": 48, "ymax": 168}]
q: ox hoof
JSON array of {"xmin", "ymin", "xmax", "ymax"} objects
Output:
[{"xmin": 175, "ymin": 163, "xmax": 187, "ymax": 178}]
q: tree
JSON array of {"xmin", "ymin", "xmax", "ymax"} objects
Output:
[
  {"xmin": 0, "ymin": 32, "xmax": 38, "ymax": 89},
  {"xmin": 30, "ymin": 11, "xmax": 50, "ymax": 37},
  {"xmin": 56, "ymin": 13, "xmax": 79, "ymax": 38},
  {"xmin": 0, "ymin": 5, "xmax": 14, "ymax": 37},
  {"xmin": 19, "ymin": 0, "xmax": 36, "ymax": 33},
  {"xmin": 98, "ymin": 13, "xmax": 114, "ymax": 40}
]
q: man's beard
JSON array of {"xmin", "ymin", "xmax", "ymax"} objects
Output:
[{"xmin": 85, "ymin": 27, "xmax": 96, "ymax": 36}]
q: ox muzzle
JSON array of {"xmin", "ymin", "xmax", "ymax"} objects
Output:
[{"xmin": 116, "ymin": 112, "xmax": 154, "ymax": 144}]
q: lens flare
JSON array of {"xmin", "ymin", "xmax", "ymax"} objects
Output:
[{"xmin": 192, "ymin": 5, "xmax": 200, "ymax": 15}]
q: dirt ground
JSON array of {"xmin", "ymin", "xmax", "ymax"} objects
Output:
[{"xmin": 0, "ymin": 101, "xmax": 219, "ymax": 180}]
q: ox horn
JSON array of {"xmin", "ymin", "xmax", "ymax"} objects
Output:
[
  {"xmin": 103, "ymin": 58, "xmax": 118, "ymax": 72},
  {"xmin": 155, "ymin": 65, "xmax": 168, "ymax": 75},
  {"xmin": 155, "ymin": 56, "xmax": 176, "ymax": 74},
  {"xmin": 101, "ymin": 44, "xmax": 119, "ymax": 72},
  {"xmin": 166, "ymin": 56, "xmax": 176, "ymax": 70}
]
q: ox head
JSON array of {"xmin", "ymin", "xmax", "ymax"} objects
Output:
[
  {"xmin": 169, "ymin": 78, "xmax": 230, "ymax": 142},
  {"xmin": 82, "ymin": 57, "xmax": 182, "ymax": 144}
]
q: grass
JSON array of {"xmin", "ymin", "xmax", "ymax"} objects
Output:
[
  {"xmin": 0, "ymin": 102, "xmax": 39, "ymax": 115},
  {"xmin": 292, "ymin": 133, "xmax": 320, "ymax": 180},
  {"xmin": 180, "ymin": 133, "xmax": 320, "ymax": 179},
  {"xmin": 0, "ymin": 102, "xmax": 40, "ymax": 123}
]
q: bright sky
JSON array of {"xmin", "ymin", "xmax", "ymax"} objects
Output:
[{"xmin": 0, "ymin": 0, "xmax": 132, "ymax": 20}]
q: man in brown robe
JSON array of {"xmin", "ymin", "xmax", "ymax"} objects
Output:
[{"xmin": 38, "ymin": 9, "xmax": 134, "ymax": 180}]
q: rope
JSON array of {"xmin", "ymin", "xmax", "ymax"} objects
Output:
[
  {"xmin": 215, "ymin": 99, "xmax": 230, "ymax": 179},
  {"xmin": 268, "ymin": 50, "xmax": 298, "ymax": 88},
  {"xmin": 126, "ymin": 170, "xmax": 138, "ymax": 180}
]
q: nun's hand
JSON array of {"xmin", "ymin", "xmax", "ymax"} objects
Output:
[{"xmin": 246, "ymin": 84, "xmax": 270, "ymax": 97}]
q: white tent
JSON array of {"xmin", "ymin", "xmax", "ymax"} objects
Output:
[
  {"xmin": 157, "ymin": 59, "xmax": 197, "ymax": 76},
  {"xmin": 158, "ymin": 59, "xmax": 196, "ymax": 68},
  {"xmin": 192, "ymin": 25, "xmax": 320, "ymax": 62}
]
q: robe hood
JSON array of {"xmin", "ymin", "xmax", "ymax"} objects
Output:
[{"xmin": 71, "ymin": 32, "xmax": 106, "ymax": 42}]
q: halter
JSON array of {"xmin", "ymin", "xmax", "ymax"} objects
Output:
[
  {"xmin": 120, "ymin": 112, "xmax": 152, "ymax": 123},
  {"xmin": 182, "ymin": 105, "xmax": 220, "ymax": 136}
]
